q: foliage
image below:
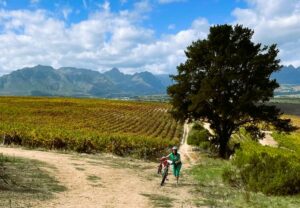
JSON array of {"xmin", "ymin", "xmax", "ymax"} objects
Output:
[
  {"xmin": 273, "ymin": 131, "xmax": 300, "ymax": 154},
  {"xmin": 187, "ymin": 124, "xmax": 211, "ymax": 150},
  {"xmin": 227, "ymin": 141, "xmax": 300, "ymax": 195},
  {"xmin": 167, "ymin": 24, "xmax": 293, "ymax": 158},
  {"xmin": 0, "ymin": 97, "xmax": 182, "ymax": 159},
  {"xmin": 190, "ymin": 153, "xmax": 300, "ymax": 208}
]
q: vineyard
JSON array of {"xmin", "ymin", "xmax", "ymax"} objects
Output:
[{"xmin": 0, "ymin": 97, "xmax": 182, "ymax": 159}]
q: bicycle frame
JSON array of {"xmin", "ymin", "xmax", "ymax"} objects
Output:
[{"xmin": 158, "ymin": 157, "xmax": 172, "ymax": 186}]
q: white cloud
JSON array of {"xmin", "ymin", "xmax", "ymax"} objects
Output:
[
  {"xmin": 0, "ymin": 7, "xmax": 209, "ymax": 75},
  {"xmin": 134, "ymin": 0, "xmax": 152, "ymax": 14},
  {"xmin": 233, "ymin": 0, "xmax": 300, "ymax": 66},
  {"xmin": 101, "ymin": 0, "xmax": 110, "ymax": 12}
]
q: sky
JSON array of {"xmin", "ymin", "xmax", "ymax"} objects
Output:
[{"xmin": 0, "ymin": 0, "xmax": 299, "ymax": 75}]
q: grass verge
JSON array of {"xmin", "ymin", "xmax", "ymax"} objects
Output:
[
  {"xmin": 0, "ymin": 153, "xmax": 66, "ymax": 207},
  {"xmin": 189, "ymin": 153, "xmax": 300, "ymax": 208},
  {"xmin": 141, "ymin": 193, "xmax": 174, "ymax": 207}
]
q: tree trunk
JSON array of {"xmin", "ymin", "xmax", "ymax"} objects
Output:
[
  {"xmin": 219, "ymin": 139, "xmax": 229, "ymax": 159},
  {"xmin": 218, "ymin": 131, "xmax": 231, "ymax": 159}
]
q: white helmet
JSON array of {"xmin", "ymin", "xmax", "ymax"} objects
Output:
[{"xmin": 172, "ymin": 146, "xmax": 178, "ymax": 150}]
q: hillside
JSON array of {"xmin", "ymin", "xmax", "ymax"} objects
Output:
[{"xmin": 0, "ymin": 65, "xmax": 170, "ymax": 98}]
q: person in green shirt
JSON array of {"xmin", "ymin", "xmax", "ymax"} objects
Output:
[{"xmin": 166, "ymin": 146, "xmax": 182, "ymax": 184}]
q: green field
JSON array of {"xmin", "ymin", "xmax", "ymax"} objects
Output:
[{"xmin": 0, "ymin": 97, "xmax": 182, "ymax": 159}]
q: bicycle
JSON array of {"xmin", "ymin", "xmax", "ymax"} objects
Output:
[{"xmin": 158, "ymin": 157, "xmax": 173, "ymax": 186}]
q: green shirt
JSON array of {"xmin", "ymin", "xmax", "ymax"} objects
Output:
[{"xmin": 169, "ymin": 153, "xmax": 181, "ymax": 164}]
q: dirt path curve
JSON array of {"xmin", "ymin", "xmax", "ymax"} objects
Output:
[{"xmin": 0, "ymin": 123, "xmax": 198, "ymax": 208}]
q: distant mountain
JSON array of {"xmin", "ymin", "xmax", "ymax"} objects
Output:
[
  {"xmin": 272, "ymin": 65, "xmax": 300, "ymax": 85},
  {"xmin": 156, "ymin": 74, "xmax": 173, "ymax": 87},
  {"xmin": 272, "ymin": 65, "xmax": 300, "ymax": 97},
  {"xmin": 104, "ymin": 68, "xmax": 166, "ymax": 95},
  {"xmin": 0, "ymin": 65, "xmax": 172, "ymax": 98}
]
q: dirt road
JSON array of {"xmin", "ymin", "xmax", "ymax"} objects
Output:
[
  {"xmin": 0, "ymin": 123, "xmax": 198, "ymax": 208},
  {"xmin": 179, "ymin": 123, "xmax": 199, "ymax": 167}
]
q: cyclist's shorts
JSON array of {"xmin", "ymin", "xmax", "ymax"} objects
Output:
[{"xmin": 172, "ymin": 163, "xmax": 182, "ymax": 177}]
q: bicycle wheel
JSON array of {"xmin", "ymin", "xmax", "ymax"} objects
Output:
[
  {"xmin": 160, "ymin": 166, "xmax": 168, "ymax": 186},
  {"xmin": 157, "ymin": 164, "xmax": 162, "ymax": 174}
]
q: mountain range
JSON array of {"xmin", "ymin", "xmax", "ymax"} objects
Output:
[
  {"xmin": 0, "ymin": 65, "xmax": 172, "ymax": 98},
  {"xmin": 272, "ymin": 65, "xmax": 300, "ymax": 97},
  {"xmin": 272, "ymin": 65, "xmax": 300, "ymax": 85},
  {"xmin": 0, "ymin": 65, "xmax": 299, "ymax": 98}
]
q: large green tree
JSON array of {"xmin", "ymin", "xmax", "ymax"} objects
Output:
[{"xmin": 168, "ymin": 24, "xmax": 293, "ymax": 158}]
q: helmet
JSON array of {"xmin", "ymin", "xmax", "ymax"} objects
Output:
[{"xmin": 172, "ymin": 146, "xmax": 178, "ymax": 150}]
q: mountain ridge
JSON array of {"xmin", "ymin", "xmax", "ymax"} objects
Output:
[
  {"xmin": 0, "ymin": 65, "xmax": 170, "ymax": 98},
  {"xmin": 0, "ymin": 65, "xmax": 299, "ymax": 98}
]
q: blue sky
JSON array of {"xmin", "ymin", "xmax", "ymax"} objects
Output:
[{"xmin": 0, "ymin": 0, "xmax": 299, "ymax": 74}]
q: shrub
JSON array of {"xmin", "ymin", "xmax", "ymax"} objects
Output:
[
  {"xmin": 222, "ymin": 166, "xmax": 242, "ymax": 188},
  {"xmin": 272, "ymin": 132, "xmax": 300, "ymax": 154},
  {"xmin": 187, "ymin": 124, "xmax": 211, "ymax": 150},
  {"xmin": 225, "ymin": 141, "xmax": 300, "ymax": 195},
  {"xmin": 192, "ymin": 123, "xmax": 205, "ymax": 131}
]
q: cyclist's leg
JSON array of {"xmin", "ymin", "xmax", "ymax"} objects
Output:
[
  {"xmin": 175, "ymin": 164, "xmax": 182, "ymax": 183},
  {"xmin": 172, "ymin": 165, "xmax": 177, "ymax": 176}
]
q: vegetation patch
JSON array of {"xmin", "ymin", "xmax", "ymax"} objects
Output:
[
  {"xmin": 190, "ymin": 153, "xmax": 300, "ymax": 208},
  {"xmin": 272, "ymin": 132, "xmax": 300, "ymax": 154},
  {"xmin": 0, "ymin": 154, "xmax": 66, "ymax": 207},
  {"xmin": 225, "ymin": 141, "xmax": 300, "ymax": 195},
  {"xmin": 87, "ymin": 175, "xmax": 101, "ymax": 183},
  {"xmin": 75, "ymin": 167, "xmax": 85, "ymax": 171},
  {"xmin": 141, "ymin": 193, "xmax": 174, "ymax": 207},
  {"xmin": 187, "ymin": 123, "xmax": 212, "ymax": 151}
]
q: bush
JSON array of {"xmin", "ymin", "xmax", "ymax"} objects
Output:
[
  {"xmin": 187, "ymin": 124, "xmax": 211, "ymax": 150},
  {"xmin": 222, "ymin": 166, "xmax": 243, "ymax": 188},
  {"xmin": 225, "ymin": 141, "xmax": 300, "ymax": 195},
  {"xmin": 192, "ymin": 123, "xmax": 205, "ymax": 131},
  {"xmin": 272, "ymin": 131, "xmax": 300, "ymax": 154}
]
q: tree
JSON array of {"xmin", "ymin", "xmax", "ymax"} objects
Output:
[{"xmin": 168, "ymin": 24, "xmax": 293, "ymax": 158}]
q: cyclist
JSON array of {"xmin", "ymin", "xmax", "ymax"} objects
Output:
[{"xmin": 165, "ymin": 146, "xmax": 182, "ymax": 184}]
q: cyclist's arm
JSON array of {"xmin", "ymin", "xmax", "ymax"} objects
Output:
[
  {"xmin": 165, "ymin": 153, "xmax": 172, "ymax": 159},
  {"xmin": 175, "ymin": 154, "xmax": 181, "ymax": 164}
]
